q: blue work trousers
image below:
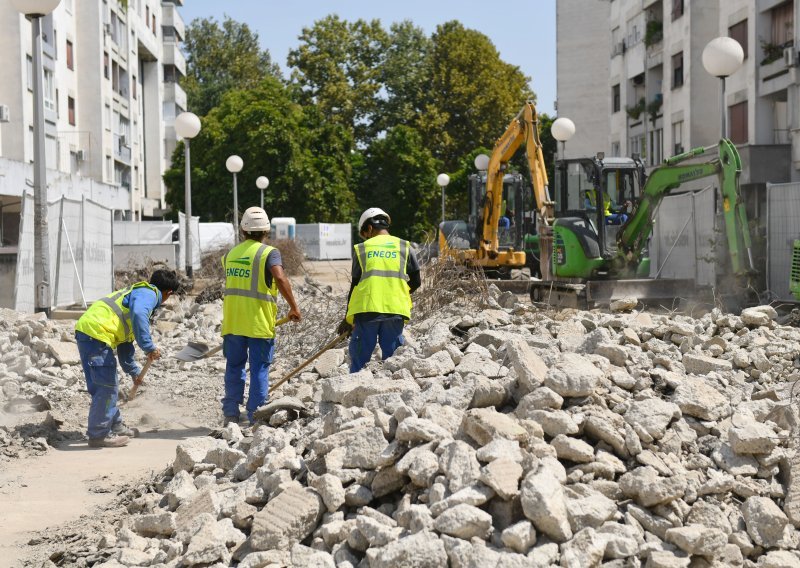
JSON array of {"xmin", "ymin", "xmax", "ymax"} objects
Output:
[
  {"xmin": 77, "ymin": 331, "xmax": 122, "ymax": 440},
  {"xmin": 349, "ymin": 315, "xmax": 405, "ymax": 373},
  {"xmin": 222, "ymin": 335, "xmax": 275, "ymax": 423}
]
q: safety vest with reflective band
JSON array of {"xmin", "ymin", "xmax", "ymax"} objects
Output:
[
  {"xmin": 345, "ymin": 235, "xmax": 412, "ymax": 324},
  {"xmin": 75, "ymin": 282, "xmax": 160, "ymax": 348},
  {"xmin": 221, "ymin": 240, "xmax": 278, "ymax": 338},
  {"xmin": 587, "ymin": 190, "xmax": 612, "ymax": 216}
]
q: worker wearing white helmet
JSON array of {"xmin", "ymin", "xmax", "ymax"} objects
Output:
[
  {"xmin": 220, "ymin": 206, "xmax": 301, "ymax": 426},
  {"xmin": 339, "ymin": 207, "xmax": 421, "ymax": 372}
]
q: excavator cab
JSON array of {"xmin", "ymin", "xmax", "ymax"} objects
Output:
[
  {"xmin": 440, "ymin": 172, "xmax": 531, "ymax": 261},
  {"xmin": 552, "ymin": 155, "xmax": 646, "ymax": 278}
]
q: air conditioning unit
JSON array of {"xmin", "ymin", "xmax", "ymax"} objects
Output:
[
  {"xmin": 120, "ymin": 135, "xmax": 129, "ymax": 147},
  {"xmin": 784, "ymin": 47, "xmax": 797, "ymax": 67},
  {"xmin": 76, "ymin": 149, "xmax": 86, "ymax": 162},
  {"xmin": 0, "ymin": 104, "xmax": 9, "ymax": 123}
]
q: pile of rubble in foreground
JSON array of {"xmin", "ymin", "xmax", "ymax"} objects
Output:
[{"xmin": 66, "ymin": 291, "xmax": 800, "ymax": 568}]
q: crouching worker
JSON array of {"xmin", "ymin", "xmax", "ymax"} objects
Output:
[
  {"xmin": 75, "ymin": 269, "xmax": 180, "ymax": 448},
  {"xmin": 338, "ymin": 208, "xmax": 421, "ymax": 372},
  {"xmin": 221, "ymin": 207, "xmax": 301, "ymax": 426}
]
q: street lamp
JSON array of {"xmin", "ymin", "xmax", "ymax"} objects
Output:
[
  {"xmin": 12, "ymin": 0, "xmax": 61, "ymax": 316},
  {"xmin": 436, "ymin": 173, "xmax": 450, "ymax": 226},
  {"xmin": 226, "ymin": 155, "xmax": 244, "ymax": 243},
  {"xmin": 174, "ymin": 112, "xmax": 201, "ymax": 278},
  {"xmin": 551, "ymin": 117, "xmax": 576, "ymax": 215},
  {"xmin": 474, "ymin": 154, "xmax": 490, "ymax": 172},
  {"xmin": 702, "ymin": 37, "xmax": 744, "ymax": 140},
  {"xmin": 256, "ymin": 176, "xmax": 269, "ymax": 210}
]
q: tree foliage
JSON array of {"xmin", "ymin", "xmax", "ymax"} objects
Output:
[
  {"xmin": 182, "ymin": 17, "xmax": 280, "ymax": 116},
  {"xmin": 164, "ymin": 77, "xmax": 356, "ymax": 224},
  {"xmin": 288, "ymin": 15, "xmax": 388, "ymax": 146},
  {"xmin": 356, "ymin": 126, "xmax": 441, "ymax": 242},
  {"xmin": 417, "ymin": 21, "xmax": 533, "ymax": 171}
]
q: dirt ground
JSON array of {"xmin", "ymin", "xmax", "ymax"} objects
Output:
[{"xmin": 0, "ymin": 258, "xmax": 354, "ymax": 567}]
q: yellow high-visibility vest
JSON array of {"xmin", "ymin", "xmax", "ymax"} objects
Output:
[
  {"xmin": 221, "ymin": 240, "xmax": 278, "ymax": 338},
  {"xmin": 346, "ymin": 234, "xmax": 412, "ymax": 324},
  {"xmin": 587, "ymin": 190, "xmax": 612, "ymax": 216},
  {"xmin": 75, "ymin": 282, "xmax": 159, "ymax": 348}
]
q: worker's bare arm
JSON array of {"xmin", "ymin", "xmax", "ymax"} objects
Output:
[{"xmin": 270, "ymin": 264, "xmax": 301, "ymax": 321}]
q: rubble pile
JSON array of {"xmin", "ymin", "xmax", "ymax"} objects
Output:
[{"xmin": 72, "ymin": 289, "xmax": 800, "ymax": 568}]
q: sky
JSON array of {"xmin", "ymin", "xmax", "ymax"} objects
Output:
[{"xmin": 178, "ymin": 0, "xmax": 557, "ymax": 116}]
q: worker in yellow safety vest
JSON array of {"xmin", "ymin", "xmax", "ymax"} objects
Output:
[
  {"xmin": 585, "ymin": 188, "xmax": 630, "ymax": 225},
  {"xmin": 75, "ymin": 269, "xmax": 181, "ymax": 448},
  {"xmin": 221, "ymin": 206, "xmax": 301, "ymax": 426},
  {"xmin": 338, "ymin": 208, "xmax": 421, "ymax": 372}
]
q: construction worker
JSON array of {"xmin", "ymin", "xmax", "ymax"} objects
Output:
[
  {"xmin": 75, "ymin": 269, "xmax": 181, "ymax": 448},
  {"xmin": 338, "ymin": 208, "xmax": 421, "ymax": 372},
  {"xmin": 221, "ymin": 206, "xmax": 301, "ymax": 426},
  {"xmin": 585, "ymin": 189, "xmax": 630, "ymax": 225}
]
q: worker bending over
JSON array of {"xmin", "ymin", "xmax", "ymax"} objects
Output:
[
  {"xmin": 339, "ymin": 208, "xmax": 421, "ymax": 372},
  {"xmin": 221, "ymin": 206, "xmax": 301, "ymax": 426},
  {"xmin": 75, "ymin": 269, "xmax": 180, "ymax": 448}
]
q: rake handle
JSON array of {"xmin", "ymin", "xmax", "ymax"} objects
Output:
[
  {"xmin": 196, "ymin": 316, "xmax": 293, "ymax": 361},
  {"xmin": 268, "ymin": 332, "xmax": 348, "ymax": 395},
  {"xmin": 125, "ymin": 358, "xmax": 153, "ymax": 402}
]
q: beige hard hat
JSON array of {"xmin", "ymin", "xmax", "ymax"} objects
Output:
[
  {"xmin": 358, "ymin": 207, "xmax": 391, "ymax": 233},
  {"xmin": 241, "ymin": 207, "xmax": 271, "ymax": 232}
]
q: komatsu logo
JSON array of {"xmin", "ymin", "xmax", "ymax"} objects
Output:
[{"xmin": 678, "ymin": 168, "xmax": 704, "ymax": 182}]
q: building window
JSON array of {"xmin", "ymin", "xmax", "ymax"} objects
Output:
[
  {"xmin": 612, "ymin": 84, "xmax": 621, "ymax": 113},
  {"xmin": 671, "ymin": 0, "xmax": 684, "ymax": 21},
  {"xmin": 152, "ymin": 14, "xmax": 157, "ymax": 35},
  {"xmin": 104, "ymin": 52, "xmax": 110, "ymax": 79},
  {"xmin": 728, "ymin": 20, "xmax": 748, "ymax": 59},
  {"xmin": 672, "ymin": 51, "xmax": 684, "ymax": 89},
  {"xmin": 26, "ymin": 55, "xmax": 33, "ymax": 90},
  {"xmin": 132, "ymin": 75, "xmax": 137, "ymax": 99},
  {"xmin": 68, "ymin": 96, "xmax": 75, "ymax": 126},
  {"xmin": 66, "ymin": 40, "xmax": 74, "ymax": 70},
  {"xmin": 771, "ymin": 2, "xmax": 795, "ymax": 47},
  {"xmin": 649, "ymin": 128, "xmax": 664, "ymax": 166},
  {"xmin": 672, "ymin": 121, "xmax": 683, "ymax": 155},
  {"xmin": 43, "ymin": 69, "xmax": 56, "ymax": 112},
  {"xmin": 104, "ymin": 103, "xmax": 111, "ymax": 130},
  {"xmin": 729, "ymin": 101, "xmax": 748, "ymax": 144},
  {"xmin": 145, "ymin": 5, "xmax": 149, "ymax": 25}
]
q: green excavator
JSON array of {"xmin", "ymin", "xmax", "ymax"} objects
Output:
[{"xmin": 531, "ymin": 139, "xmax": 757, "ymax": 307}]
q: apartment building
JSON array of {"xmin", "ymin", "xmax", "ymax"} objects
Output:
[
  {"xmin": 0, "ymin": 0, "xmax": 187, "ymax": 246},
  {"xmin": 557, "ymin": 0, "xmax": 799, "ymax": 186}
]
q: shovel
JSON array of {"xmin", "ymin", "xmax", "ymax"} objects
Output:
[
  {"xmin": 122, "ymin": 358, "xmax": 153, "ymax": 403},
  {"xmin": 174, "ymin": 316, "xmax": 291, "ymax": 362}
]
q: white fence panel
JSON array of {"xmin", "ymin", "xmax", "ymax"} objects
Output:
[
  {"xmin": 13, "ymin": 194, "xmax": 35, "ymax": 312},
  {"xmin": 766, "ymin": 182, "xmax": 800, "ymax": 300},
  {"xmin": 649, "ymin": 186, "xmax": 717, "ymax": 287},
  {"xmin": 81, "ymin": 198, "xmax": 114, "ymax": 303},
  {"xmin": 177, "ymin": 212, "xmax": 201, "ymax": 270}
]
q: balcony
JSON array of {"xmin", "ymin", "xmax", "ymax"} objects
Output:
[
  {"xmin": 162, "ymin": 42, "xmax": 186, "ymax": 76},
  {"xmin": 164, "ymin": 82, "xmax": 187, "ymax": 111},
  {"xmin": 114, "ymin": 134, "xmax": 132, "ymax": 164},
  {"xmin": 162, "ymin": 4, "xmax": 185, "ymax": 40},
  {"xmin": 760, "ymin": 47, "xmax": 797, "ymax": 98}
]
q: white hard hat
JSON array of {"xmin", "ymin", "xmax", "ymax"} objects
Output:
[
  {"xmin": 241, "ymin": 207, "xmax": 271, "ymax": 232},
  {"xmin": 358, "ymin": 207, "xmax": 391, "ymax": 232}
]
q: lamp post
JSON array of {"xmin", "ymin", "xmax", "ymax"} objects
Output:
[
  {"xmin": 13, "ymin": 0, "xmax": 61, "ymax": 316},
  {"xmin": 436, "ymin": 173, "xmax": 450, "ymax": 226},
  {"xmin": 551, "ymin": 117, "xmax": 576, "ymax": 208},
  {"xmin": 256, "ymin": 176, "xmax": 269, "ymax": 210},
  {"xmin": 226, "ymin": 155, "xmax": 244, "ymax": 243},
  {"xmin": 174, "ymin": 112, "xmax": 201, "ymax": 278},
  {"xmin": 702, "ymin": 37, "xmax": 744, "ymax": 140}
]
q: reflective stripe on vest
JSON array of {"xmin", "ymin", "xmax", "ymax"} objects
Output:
[
  {"xmin": 346, "ymin": 235, "xmax": 412, "ymax": 323},
  {"xmin": 100, "ymin": 288, "xmax": 132, "ymax": 337},
  {"xmin": 223, "ymin": 244, "xmax": 277, "ymax": 303}
]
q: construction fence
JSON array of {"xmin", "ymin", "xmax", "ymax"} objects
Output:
[
  {"xmin": 766, "ymin": 181, "xmax": 800, "ymax": 300},
  {"xmin": 15, "ymin": 192, "xmax": 114, "ymax": 311}
]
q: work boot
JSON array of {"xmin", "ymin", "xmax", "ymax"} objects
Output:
[
  {"xmin": 112, "ymin": 422, "xmax": 136, "ymax": 437},
  {"xmin": 88, "ymin": 434, "xmax": 130, "ymax": 448},
  {"xmin": 222, "ymin": 415, "xmax": 240, "ymax": 427}
]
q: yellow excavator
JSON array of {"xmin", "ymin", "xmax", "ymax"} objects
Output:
[{"xmin": 438, "ymin": 101, "xmax": 554, "ymax": 278}]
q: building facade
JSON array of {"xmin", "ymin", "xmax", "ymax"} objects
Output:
[
  {"xmin": 557, "ymin": 0, "xmax": 799, "ymax": 185},
  {"xmin": 0, "ymin": 0, "xmax": 187, "ymax": 247}
]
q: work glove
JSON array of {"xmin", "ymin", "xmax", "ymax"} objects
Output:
[{"xmin": 337, "ymin": 319, "xmax": 353, "ymax": 337}]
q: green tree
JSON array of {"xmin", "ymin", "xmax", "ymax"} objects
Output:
[
  {"xmin": 164, "ymin": 77, "xmax": 356, "ymax": 224},
  {"xmin": 418, "ymin": 21, "xmax": 533, "ymax": 171},
  {"xmin": 182, "ymin": 16, "xmax": 280, "ymax": 116},
  {"xmin": 357, "ymin": 125, "xmax": 441, "ymax": 242},
  {"xmin": 288, "ymin": 15, "xmax": 388, "ymax": 145}
]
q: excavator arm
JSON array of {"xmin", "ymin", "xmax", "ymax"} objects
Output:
[
  {"xmin": 616, "ymin": 138, "xmax": 755, "ymax": 277},
  {"xmin": 481, "ymin": 101, "xmax": 553, "ymax": 260}
]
